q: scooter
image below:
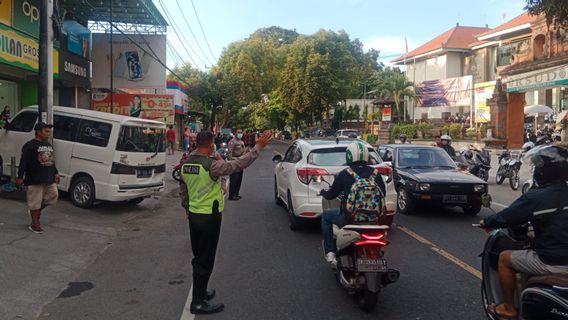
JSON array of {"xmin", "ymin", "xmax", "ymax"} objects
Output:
[
  {"xmin": 496, "ymin": 151, "xmax": 522, "ymax": 191},
  {"xmin": 319, "ymin": 178, "xmax": 399, "ymax": 312},
  {"xmin": 172, "ymin": 150, "xmax": 191, "ymax": 181},
  {"xmin": 456, "ymin": 146, "xmax": 491, "ymax": 181},
  {"xmin": 477, "ymin": 221, "xmax": 568, "ymax": 320}
]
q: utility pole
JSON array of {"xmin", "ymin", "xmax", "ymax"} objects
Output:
[
  {"xmin": 109, "ymin": 0, "xmax": 114, "ymax": 113},
  {"xmin": 39, "ymin": 0, "xmax": 54, "ymax": 125}
]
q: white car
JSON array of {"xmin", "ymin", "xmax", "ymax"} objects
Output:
[
  {"xmin": 335, "ymin": 129, "xmax": 361, "ymax": 139},
  {"xmin": 272, "ymin": 138, "xmax": 392, "ymax": 231}
]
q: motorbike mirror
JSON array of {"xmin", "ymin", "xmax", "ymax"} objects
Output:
[{"xmin": 272, "ymin": 154, "xmax": 283, "ymax": 162}]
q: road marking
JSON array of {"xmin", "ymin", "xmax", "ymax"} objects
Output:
[
  {"xmin": 397, "ymin": 226, "xmax": 482, "ymax": 280},
  {"xmin": 492, "ymin": 202, "xmax": 509, "ymax": 208},
  {"xmin": 180, "ymin": 285, "xmax": 195, "ymax": 320}
]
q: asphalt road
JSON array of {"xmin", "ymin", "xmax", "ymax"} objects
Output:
[{"xmin": 1, "ymin": 140, "xmax": 527, "ymax": 320}]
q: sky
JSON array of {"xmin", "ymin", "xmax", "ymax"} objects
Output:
[{"xmin": 156, "ymin": 0, "xmax": 528, "ymax": 70}]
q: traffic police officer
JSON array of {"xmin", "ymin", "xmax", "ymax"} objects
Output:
[{"xmin": 180, "ymin": 130, "xmax": 272, "ymax": 314}]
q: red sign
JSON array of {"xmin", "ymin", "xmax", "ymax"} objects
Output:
[
  {"xmin": 91, "ymin": 93, "xmax": 175, "ymax": 124},
  {"xmin": 382, "ymin": 107, "xmax": 392, "ymax": 122}
]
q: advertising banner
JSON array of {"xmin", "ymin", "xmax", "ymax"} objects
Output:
[
  {"xmin": 166, "ymin": 80, "xmax": 189, "ymax": 115},
  {"xmin": 59, "ymin": 50, "xmax": 90, "ymax": 87},
  {"xmin": 12, "ymin": 0, "xmax": 39, "ymax": 38},
  {"xmin": 0, "ymin": 0, "xmax": 12, "ymax": 26},
  {"xmin": 0, "ymin": 23, "xmax": 58, "ymax": 74},
  {"xmin": 91, "ymin": 93, "xmax": 174, "ymax": 124},
  {"xmin": 416, "ymin": 75, "xmax": 472, "ymax": 107},
  {"xmin": 382, "ymin": 107, "xmax": 392, "ymax": 122},
  {"xmin": 91, "ymin": 33, "xmax": 167, "ymax": 89},
  {"xmin": 62, "ymin": 20, "xmax": 91, "ymax": 59},
  {"xmin": 474, "ymin": 81, "xmax": 495, "ymax": 123}
]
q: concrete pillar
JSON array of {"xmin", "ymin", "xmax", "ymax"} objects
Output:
[
  {"xmin": 507, "ymin": 92, "xmax": 526, "ymax": 149},
  {"xmin": 488, "ymin": 79, "xmax": 508, "ymax": 140}
]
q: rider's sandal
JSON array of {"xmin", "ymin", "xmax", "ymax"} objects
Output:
[{"xmin": 487, "ymin": 304, "xmax": 517, "ymax": 320}]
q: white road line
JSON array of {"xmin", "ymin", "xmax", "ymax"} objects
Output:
[
  {"xmin": 492, "ymin": 202, "xmax": 509, "ymax": 208},
  {"xmin": 180, "ymin": 285, "xmax": 195, "ymax": 320}
]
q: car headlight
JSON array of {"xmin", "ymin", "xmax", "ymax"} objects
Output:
[
  {"xmin": 417, "ymin": 183, "xmax": 431, "ymax": 191},
  {"xmin": 474, "ymin": 184, "xmax": 486, "ymax": 193}
]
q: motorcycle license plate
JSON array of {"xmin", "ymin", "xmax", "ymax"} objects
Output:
[
  {"xmin": 357, "ymin": 258, "xmax": 387, "ymax": 272},
  {"xmin": 137, "ymin": 169, "xmax": 153, "ymax": 178},
  {"xmin": 442, "ymin": 194, "xmax": 467, "ymax": 203}
]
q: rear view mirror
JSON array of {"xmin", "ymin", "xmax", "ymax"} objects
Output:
[{"xmin": 272, "ymin": 154, "xmax": 283, "ymax": 162}]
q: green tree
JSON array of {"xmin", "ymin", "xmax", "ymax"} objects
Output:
[
  {"xmin": 374, "ymin": 68, "xmax": 415, "ymax": 122},
  {"xmin": 525, "ymin": 0, "xmax": 568, "ymax": 26}
]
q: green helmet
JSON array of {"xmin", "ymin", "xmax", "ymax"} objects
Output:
[{"xmin": 346, "ymin": 142, "xmax": 369, "ymax": 165}]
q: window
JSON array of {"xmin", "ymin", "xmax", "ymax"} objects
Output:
[
  {"xmin": 378, "ymin": 148, "xmax": 393, "ymax": 162},
  {"xmin": 53, "ymin": 115, "xmax": 80, "ymax": 142},
  {"xmin": 284, "ymin": 145, "xmax": 302, "ymax": 163},
  {"xmin": 7, "ymin": 112, "xmax": 37, "ymax": 132},
  {"xmin": 77, "ymin": 119, "xmax": 112, "ymax": 147},
  {"xmin": 397, "ymin": 148, "xmax": 456, "ymax": 168},
  {"xmin": 116, "ymin": 126, "xmax": 165, "ymax": 153},
  {"xmin": 283, "ymin": 146, "xmax": 296, "ymax": 162},
  {"xmin": 534, "ymin": 35, "xmax": 546, "ymax": 60},
  {"xmin": 497, "ymin": 40, "xmax": 529, "ymax": 66},
  {"xmin": 308, "ymin": 147, "xmax": 382, "ymax": 166}
]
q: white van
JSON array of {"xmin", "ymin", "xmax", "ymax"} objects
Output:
[{"xmin": 0, "ymin": 106, "xmax": 166, "ymax": 208}]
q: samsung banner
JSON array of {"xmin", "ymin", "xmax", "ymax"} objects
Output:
[
  {"xmin": 91, "ymin": 33, "xmax": 167, "ymax": 89},
  {"xmin": 416, "ymin": 75, "xmax": 473, "ymax": 108},
  {"xmin": 62, "ymin": 20, "xmax": 91, "ymax": 59}
]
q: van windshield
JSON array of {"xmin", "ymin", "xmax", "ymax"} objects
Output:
[{"xmin": 116, "ymin": 126, "xmax": 165, "ymax": 153}]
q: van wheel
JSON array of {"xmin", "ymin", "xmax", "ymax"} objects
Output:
[
  {"xmin": 128, "ymin": 197, "xmax": 145, "ymax": 205},
  {"xmin": 70, "ymin": 176, "xmax": 95, "ymax": 209}
]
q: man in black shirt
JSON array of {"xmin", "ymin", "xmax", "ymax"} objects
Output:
[{"xmin": 16, "ymin": 123, "xmax": 60, "ymax": 234}]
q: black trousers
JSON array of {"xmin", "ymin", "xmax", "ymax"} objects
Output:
[
  {"xmin": 229, "ymin": 170, "xmax": 243, "ymax": 198},
  {"xmin": 188, "ymin": 212, "xmax": 222, "ymax": 304}
]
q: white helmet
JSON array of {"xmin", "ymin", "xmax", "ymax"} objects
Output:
[
  {"xmin": 346, "ymin": 142, "xmax": 369, "ymax": 165},
  {"xmin": 441, "ymin": 135, "xmax": 452, "ymax": 141}
]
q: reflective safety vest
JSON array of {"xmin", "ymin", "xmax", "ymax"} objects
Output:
[{"xmin": 181, "ymin": 156, "xmax": 224, "ymax": 214}]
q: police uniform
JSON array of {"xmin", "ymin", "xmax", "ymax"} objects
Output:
[{"xmin": 179, "ymin": 146, "xmax": 261, "ymax": 305}]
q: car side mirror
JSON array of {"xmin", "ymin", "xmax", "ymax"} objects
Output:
[{"xmin": 272, "ymin": 154, "xmax": 283, "ymax": 162}]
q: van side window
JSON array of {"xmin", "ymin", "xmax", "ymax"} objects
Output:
[
  {"xmin": 8, "ymin": 112, "xmax": 37, "ymax": 132},
  {"xmin": 77, "ymin": 119, "xmax": 112, "ymax": 147},
  {"xmin": 53, "ymin": 115, "xmax": 80, "ymax": 142}
]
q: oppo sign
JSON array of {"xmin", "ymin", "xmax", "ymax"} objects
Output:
[{"xmin": 13, "ymin": 0, "xmax": 40, "ymax": 38}]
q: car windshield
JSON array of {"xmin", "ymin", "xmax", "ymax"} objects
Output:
[
  {"xmin": 397, "ymin": 148, "xmax": 456, "ymax": 169},
  {"xmin": 116, "ymin": 126, "xmax": 165, "ymax": 153},
  {"xmin": 342, "ymin": 130, "xmax": 358, "ymax": 136},
  {"xmin": 308, "ymin": 147, "xmax": 382, "ymax": 166}
]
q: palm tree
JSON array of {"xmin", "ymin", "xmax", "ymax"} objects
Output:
[{"xmin": 376, "ymin": 71, "xmax": 415, "ymax": 122}]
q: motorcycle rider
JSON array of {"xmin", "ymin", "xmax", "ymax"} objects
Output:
[
  {"xmin": 319, "ymin": 142, "xmax": 386, "ymax": 265},
  {"xmin": 439, "ymin": 135, "xmax": 456, "ymax": 157},
  {"xmin": 479, "ymin": 144, "xmax": 568, "ymax": 319},
  {"xmin": 399, "ymin": 134, "xmax": 410, "ymax": 144}
]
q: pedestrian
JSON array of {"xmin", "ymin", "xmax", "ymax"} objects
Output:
[
  {"xmin": 16, "ymin": 123, "xmax": 60, "ymax": 234},
  {"xmin": 227, "ymin": 129, "xmax": 246, "ymax": 200},
  {"xmin": 179, "ymin": 130, "xmax": 272, "ymax": 314},
  {"xmin": 1, "ymin": 105, "xmax": 10, "ymax": 123},
  {"xmin": 189, "ymin": 129, "xmax": 198, "ymax": 150},
  {"xmin": 183, "ymin": 127, "xmax": 190, "ymax": 151},
  {"xmin": 166, "ymin": 125, "xmax": 176, "ymax": 155}
]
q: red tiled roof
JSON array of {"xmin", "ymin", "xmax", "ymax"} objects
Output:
[
  {"xmin": 477, "ymin": 12, "xmax": 538, "ymax": 39},
  {"xmin": 392, "ymin": 26, "xmax": 489, "ymax": 63}
]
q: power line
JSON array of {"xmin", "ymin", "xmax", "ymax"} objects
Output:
[
  {"xmin": 191, "ymin": 0, "xmax": 217, "ymax": 62},
  {"xmin": 157, "ymin": 0, "xmax": 207, "ymax": 69},
  {"xmin": 175, "ymin": 0, "xmax": 214, "ymax": 66}
]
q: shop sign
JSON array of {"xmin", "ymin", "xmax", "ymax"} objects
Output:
[
  {"xmin": 382, "ymin": 107, "xmax": 392, "ymax": 122},
  {"xmin": 0, "ymin": 0, "xmax": 12, "ymax": 26},
  {"xmin": 474, "ymin": 81, "xmax": 495, "ymax": 123},
  {"xmin": 506, "ymin": 65, "xmax": 568, "ymax": 93},
  {"xmin": 91, "ymin": 93, "xmax": 175, "ymax": 125},
  {"xmin": 12, "ymin": 0, "xmax": 38, "ymax": 38},
  {"xmin": 0, "ymin": 23, "xmax": 58, "ymax": 74},
  {"xmin": 59, "ymin": 49, "xmax": 90, "ymax": 87},
  {"xmin": 62, "ymin": 20, "xmax": 91, "ymax": 59}
]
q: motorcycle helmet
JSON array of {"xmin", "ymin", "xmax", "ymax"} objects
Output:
[
  {"xmin": 399, "ymin": 134, "xmax": 408, "ymax": 141},
  {"xmin": 521, "ymin": 141, "xmax": 535, "ymax": 153},
  {"xmin": 346, "ymin": 142, "xmax": 369, "ymax": 165},
  {"xmin": 522, "ymin": 145, "xmax": 568, "ymax": 187},
  {"xmin": 463, "ymin": 150, "xmax": 473, "ymax": 159},
  {"xmin": 441, "ymin": 134, "xmax": 452, "ymax": 141}
]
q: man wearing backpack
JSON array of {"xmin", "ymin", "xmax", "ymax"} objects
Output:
[{"xmin": 319, "ymin": 142, "xmax": 386, "ymax": 265}]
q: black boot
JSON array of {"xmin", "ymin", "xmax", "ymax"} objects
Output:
[
  {"xmin": 190, "ymin": 300, "xmax": 224, "ymax": 314},
  {"xmin": 204, "ymin": 289, "xmax": 216, "ymax": 301}
]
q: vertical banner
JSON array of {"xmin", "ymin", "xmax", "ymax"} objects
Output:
[
  {"xmin": 474, "ymin": 81, "xmax": 495, "ymax": 123},
  {"xmin": 382, "ymin": 107, "xmax": 392, "ymax": 122},
  {"xmin": 91, "ymin": 93, "xmax": 175, "ymax": 124},
  {"xmin": 12, "ymin": 0, "xmax": 39, "ymax": 38}
]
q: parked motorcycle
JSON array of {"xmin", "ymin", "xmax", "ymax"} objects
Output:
[
  {"xmin": 172, "ymin": 150, "xmax": 191, "ymax": 181},
  {"xmin": 319, "ymin": 178, "xmax": 399, "ymax": 312},
  {"xmin": 217, "ymin": 142, "xmax": 229, "ymax": 161},
  {"xmin": 496, "ymin": 150, "xmax": 522, "ymax": 190},
  {"xmin": 455, "ymin": 146, "xmax": 491, "ymax": 181},
  {"xmin": 478, "ymin": 222, "xmax": 568, "ymax": 320}
]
